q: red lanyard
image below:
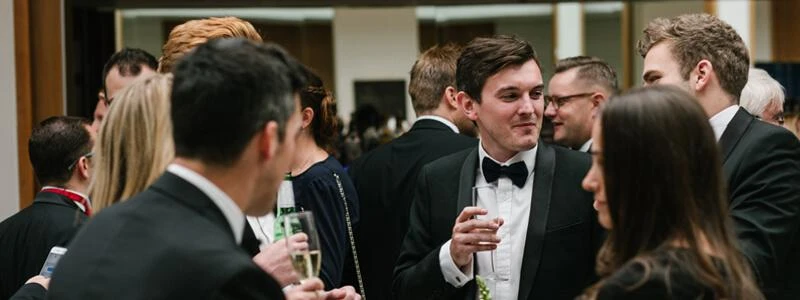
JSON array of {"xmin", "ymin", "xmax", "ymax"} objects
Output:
[{"xmin": 41, "ymin": 187, "xmax": 91, "ymax": 216}]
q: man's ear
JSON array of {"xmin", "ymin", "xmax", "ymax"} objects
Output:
[
  {"xmin": 457, "ymin": 91, "xmax": 479, "ymax": 121},
  {"xmin": 259, "ymin": 121, "xmax": 280, "ymax": 161},
  {"xmin": 78, "ymin": 156, "xmax": 91, "ymax": 181},
  {"xmin": 693, "ymin": 60, "xmax": 714, "ymax": 92},
  {"xmin": 444, "ymin": 86, "xmax": 458, "ymax": 109},
  {"xmin": 301, "ymin": 107, "xmax": 314, "ymax": 129}
]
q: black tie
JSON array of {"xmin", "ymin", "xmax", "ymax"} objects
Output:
[{"xmin": 481, "ymin": 157, "xmax": 528, "ymax": 188}]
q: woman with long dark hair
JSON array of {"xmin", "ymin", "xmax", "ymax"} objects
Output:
[{"xmin": 579, "ymin": 85, "xmax": 763, "ymax": 299}]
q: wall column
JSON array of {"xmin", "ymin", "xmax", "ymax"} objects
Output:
[{"xmin": 553, "ymin": 2, "xmax": 583, "ymax": 61}]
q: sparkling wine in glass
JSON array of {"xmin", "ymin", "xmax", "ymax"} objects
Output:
[
  {"xmin": 282, "ymin": 211, "xmax": 321, "ymax": 280},
  {"xmin": 472, "ymin": 185, "xmax": 507, "ymax": 282}
]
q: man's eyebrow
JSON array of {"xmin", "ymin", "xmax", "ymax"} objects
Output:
[{"xmin": 494, "ymin": 86, "xmax": 520, "ymax": 94}]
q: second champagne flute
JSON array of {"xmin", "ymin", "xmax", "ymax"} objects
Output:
[{"xmin": 282, "ymin": 211, "xmax": 321, "ymax": 281}]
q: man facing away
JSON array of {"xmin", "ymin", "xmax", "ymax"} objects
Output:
[
  {"xmin": 46, "ymin": 39, "xmax": 328, "ymax": 300},
  {"xmin": 639, "ymin": 13, "xmax": 800, "ymax": 299},
  {"xmin": 740, "ymin": 68, "xmax": 785, "ymax": 126},
  {"xmin": 545, "ymin": 56, "xmax": 617, "ymax": 152},
  {"xmin": 92, "ymin": 48, "xmax": 158, "ymax": 131},
  {"xmin": 0, "ymin": 117, "xmax": 94, "ymax": 299},
  {"xmin": 393, "ymin": 35, "xmax": 604, "ymax": 300},
  {"xmin": 347, "ymin": 44, "xmax": 477, "ymax": 298}
]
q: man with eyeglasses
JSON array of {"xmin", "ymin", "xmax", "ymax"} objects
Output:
[
  {"xmin": 0, "ymin": 116, "xmax": 94, "ymax": 299},
  {"xmin": 92, "ymin": 48, "xmax": 158, "ymax": 131},
  {"xmin": 544, "ymin": 56, "xmax": 618, "ymax": 152}
]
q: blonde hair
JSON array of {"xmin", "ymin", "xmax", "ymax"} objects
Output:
[
  {"xmin": 158, "ymin": 16, "xmax": 262, "ymax": 73},
  {"xmin": 90, "ymin": 73, "xmax": 174, "ymax": 213}
]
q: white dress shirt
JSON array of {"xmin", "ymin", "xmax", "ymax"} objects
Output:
[
  {"xmin": 416, "ymin": 115, "xmax": 459, "ymax": 133},
  {"xmin": 578, "ymin": 139, "xmax": 593, "ymax": 153},
  {"xmin": 439, "ymin": 142, "xmax": 537, "ymax": 300},
  {"xmin": 246, "ymin": 213, "xmax": 275, "ymax": 246},
  {"xmin": 167, "ymin": 164, "xmax": 246, "ymax": 245},
  {"xmin": 709, "ymin": 105, "xmax": 739, "ymax": 141}
]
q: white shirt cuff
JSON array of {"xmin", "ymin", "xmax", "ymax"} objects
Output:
[{"xmin": 438, "ymin": 239, "xmax": 473, "ymax": 287}]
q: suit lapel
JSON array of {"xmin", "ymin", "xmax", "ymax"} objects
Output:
[
  {"xmin": 456, "ymin": 148, "xmax": 479, "ymax": 214},
  {"xmin": 518, "ymin": 143, "xmax": 555, "ymax": 300},
  {"xmin": 718, "ymin": 108, "xmax": 754, "ymax": 164},
  {"xmin": 455, "ymin": 148, "xmax": 479, "ymax": 300}
]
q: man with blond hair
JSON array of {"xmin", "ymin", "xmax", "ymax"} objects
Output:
[
  {"xmin": 639, "ymin": 13, "xmax": 800, "ymax": 299},
  {"xmin": 348, "ymin": 44, "xmax": 477, "ymax": 299},
  {"xmin": 741, "ymin": 68, "xmax": 785, "ymax": 126},
  {"xmin": 158, "ymin": 16, "xmax": 262, "ymax": 73}
]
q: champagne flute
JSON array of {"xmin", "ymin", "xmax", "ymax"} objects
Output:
[
  {"xmin": 472, "ymin": 185, "xmax": 507, "ymax": 282},
  {"xmin": 282, "ymin": 211, "xmax": 321, "ymax": 281}
]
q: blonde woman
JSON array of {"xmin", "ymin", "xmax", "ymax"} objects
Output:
[{"xmin": 89, "ymin": 73, "xmax": 174, "ymax": 213}]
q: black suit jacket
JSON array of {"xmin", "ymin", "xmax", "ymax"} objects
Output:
[
  {"xmin": 46, "ymin": 172, "xmax": 285, "ymax": 300},
  {"xmin": 718, "ymin": 108, "xmax": 800, "ymax": 299},
  {"xmin": 346, "ymin": 119, "xmax": 476, "ymax": 298},
  {"xmin": 393, "ymin": 142, "xmax": 604, "ymax": 300},
  {"xmin": 0, "ymin": 191, "xmax": 86, "ymax": 300}
]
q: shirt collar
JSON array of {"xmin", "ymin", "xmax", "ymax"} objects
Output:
[
  {"xmin": 415, "ymin": 115, "xmax": 459, "ymax": 133},
  {"xmin": 166, "ymin": 164, "xmax": 245, "ymax": 245},
  {"xmin": 41, "ymin": 186, "xmax": 90, "ymax": 213},
  {"xmin": 578, "ymin": 139, "xmax": 593, "ymax": 152},
  {"xmin": 478, "ymin": 141, "xmax": 537, "ymax": 178},
  {"xmin": 709, "ymin": 105, "xmax": 739, "ymax": 141}
]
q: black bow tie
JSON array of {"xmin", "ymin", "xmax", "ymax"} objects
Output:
[{"xmin": 481, "ymin": 157, "xmax": 528, "ymax": 188}]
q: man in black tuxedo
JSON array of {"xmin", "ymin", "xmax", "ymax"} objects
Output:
[
  {"xmin": 545, "ymin": 56, "xmax": 617, "ymax": 152},
  {"xmin": 346, "ymin": 44, "xmax": 477, "ymax": 298},
  {"xmin": 0, "ymin": 117, "xmax": 94, "ymax": 299},
  {"xmin": 44, "ymin": 39, "xmax": 334, "ymax": 300},
  {"xmin": 393, "ymin": 36, "xmax": 604, "ymax": 300},
  {"xmin": 639, "ymin": 13, "xmax": 800, "ymax": 299}
]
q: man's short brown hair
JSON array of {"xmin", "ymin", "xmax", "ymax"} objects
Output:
[
  {"xmin": 457, "ymin": 35, "xmax": 539, "ymax": 104},
  {"xmin": 637, "ymin": 13, "xmax": 749, "ymax": 102},
  {"xmin": 554, "ymin": 56, "xmax": 618, "ymax": 95},
  {"xmin": 408, "ymin": 44, "xmax": 461, "ymax": 115},
  {"xmin": 159, "ymin": 17, "xmax": 262, "ymax": 73}
]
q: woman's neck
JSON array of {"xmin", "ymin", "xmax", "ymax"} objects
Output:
[{"xmin": 291, "ymin": 134, "xmax": 329, "ymax": 175}]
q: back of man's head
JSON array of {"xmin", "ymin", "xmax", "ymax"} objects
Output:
[
  {"xmin": 409, "ymin": 44, "xmax": 461, "ymax": 115},
  {"xmin": 554, "ymin": 56, "xmax": 618, "ymax": 95},
  {"xmin": 170, "ymin": 38, "xmax": 305, "ymax": 167},
  {"xmin": 159, "ymin": 17, "xmax": 262, "ymax": 73},
  {"xmin": 637, "ymin": 13, "xmax": 749, "ymax": 102},
  {"xmin": 740, "ymin": 68, "xmax": 785, "ymax": 117},
  {"xmin": 102, "ymin": 48, "xmax": 158, "ymax": 98},
  {"xmin": 29, "ymin": 116, "xmax": 92, "ymax": 186}
]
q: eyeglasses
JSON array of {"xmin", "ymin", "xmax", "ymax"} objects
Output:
[
  {"xmin": 544, "ymin": 92, "xmax": 594, "ymax": 110},
  {"xmin": 67, "ymin": 151, "xmax": 94, "ymax": 171}
]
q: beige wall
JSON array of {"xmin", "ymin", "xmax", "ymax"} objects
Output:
[
  {"xmin": 754, "ymin": 0, "xmax": 772, "ymax": 62},
  {"xmin": 122, "ymin": 16, "xmax": 165, "ymax": 59},
  {"xmin": 1, "ymin": 0, "xmax": 21, "ymax": 219},
  {"xmin": 496, "ymin": 16, "xmax": 554, "ymax": 83},
  {"xmin": 333, "ymin": 7, "xmax": 419, "ymax": 123},
  {"xmin": 586, "ymin": 13, "xmax": 623, "ymax": 87}
]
